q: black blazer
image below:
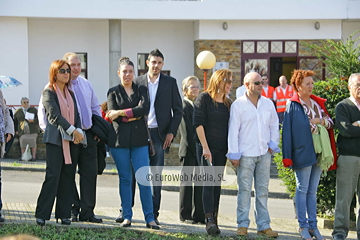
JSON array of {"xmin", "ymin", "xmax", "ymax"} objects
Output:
[
  {"xmin": 134, "ymin": 73, "xmax": 183, "ymax": 141},
  {"xmin": 42, "ymin": 88, "xmax": 81, "ymax": 146},
  {"xmin": 179, "ymin": 99, "xmax": 197, "ymax": 158},
  {"xmin": 107, "ymin": 83, "xmax": 150, "ymax": 148}
]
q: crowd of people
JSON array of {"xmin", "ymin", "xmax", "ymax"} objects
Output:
[{"xmin": 0, "ymin": 49, "xmax": 359, "ymax": 240}]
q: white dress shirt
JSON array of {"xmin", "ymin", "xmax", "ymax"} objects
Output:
[
  {"xmin": 147, "ymin": 74, "xmax": 160, "ymax": 128},
  {"xmin": 227, "ymin": 94, "xmax": 279, "ymax": 159},
  {"xmin": 236, "ymin": 85, "xmax": 247, "ymax": 99}
]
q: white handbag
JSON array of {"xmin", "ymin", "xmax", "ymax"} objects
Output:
[{"xmin": 21, "ymin": 144, "xmax": 32, "ymax": 161}]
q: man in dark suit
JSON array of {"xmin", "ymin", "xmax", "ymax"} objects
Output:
[{"xmin": 134, "ymin": 49, "xmax": 182, "ymax": 224}]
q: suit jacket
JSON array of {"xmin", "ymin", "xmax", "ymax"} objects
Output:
[
  {"xmin": 42, "ymin": 88, "xmax": 81, "ymax": 146},
  {"xmin": 14, "ymin": 107, "xmax": 40, "ymax": 136},
  {"xmin": 179, "ymin": 98, "xmax": 196, "ymax": 158},
  {"xmin": 134, "ymin": 73, "xmax": 183, "ymax": 142}
]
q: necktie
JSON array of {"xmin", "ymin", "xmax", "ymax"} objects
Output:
[{"xmin": 72, "ymin": 79, "xmax": 91, "ymax": 129}]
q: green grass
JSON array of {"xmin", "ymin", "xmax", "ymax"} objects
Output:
[
  {"xmin": 0, "ymin": 223, "xmax": 274, "ymax": 240},
  {"xmin": 10, "ymin": 162, "xmax": 22, "ymax": 167}
]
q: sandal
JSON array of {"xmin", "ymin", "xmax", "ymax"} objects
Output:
[
  {"xmin": 309, "ymin": 228, "xmax": 325, "ymax": 240},
  {"xmin": 299, "ymin": 227, "xmax": 312, "ymax": 240}
]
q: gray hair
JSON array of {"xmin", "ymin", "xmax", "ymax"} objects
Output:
[
  {"xmin": 21, "ymin": 97, "xmax": 29, "ymax": 104},
  {"xmin": 348, "ymin": 73, "xmax": 360, "ymax": 86},
  {"xmin": 182, "ymin": 76, "xmax": 200, "ymax": 92}
]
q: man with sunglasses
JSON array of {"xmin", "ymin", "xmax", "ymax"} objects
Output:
[
  {"xmin": 227, "ymin": 72, "xmax": 279, "ymax": 238},
  {"xmin": 38, "ymin": 52, "xmax": 102, "ymax": 223}
]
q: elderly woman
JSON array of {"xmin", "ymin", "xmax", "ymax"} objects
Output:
[
  {"xmin": 107, "ymin": 57, "xmax": 159, "ymax": 229},
  {"xmin": 0, "ymin": 91, "xmax": 15, "ymax": 222},
  {"xmin": 282, "ymin": 70, "xmax": 336, "ymax": 240},
  {"xmin": 35, "ymin": 60, "xmax": 83, "ymax": 226},
  {"xmin": 194, "ymin": 69, "xmax": 232, "ymax": 235},
  {"xmin": 178, "ymin": 76, "xmax": 204, "ymax": 224},
  {"xmin": 14, "ymin": 97, "xmax": 40, "ymax": 161}
]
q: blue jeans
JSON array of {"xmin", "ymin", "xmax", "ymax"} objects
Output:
[
  {"xmin": 149, "ymin": 130, "xmax": 165, "ymax": 219},
  {"xmin": 294, "ymin": 164, "xmax": 322, "ymax": 229},
  {"xmin": 237, "ymin": 153, "xmax": 271, "ymax": 231},
  {"xmin": 110, "ymin": 146, "xmax": 155, "ymax": 224}
]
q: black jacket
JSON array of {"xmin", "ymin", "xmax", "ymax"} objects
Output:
[
  {"xmin": 134, "ymin": 73, "xmax": 183, "ymax": 142},
  {"xmin": 107, "ymin": 83, "xmax": 150, "ymax": 148},
  {"xmin": 90, "ymin": 114, "xmax": 114, "ymax": 145}
]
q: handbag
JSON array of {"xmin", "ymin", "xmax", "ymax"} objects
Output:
[
  {"xmin": 21, "ymin": 144, "xmax": 32, "ymax": 161},
  {"xmin": 144, "ymin": 117, "xmax": 155, "ymax": 156}
]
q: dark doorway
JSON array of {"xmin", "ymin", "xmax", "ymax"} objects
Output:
[{"xmin": 270, "ymin": 57, "xmax": 297, "ymax": 87}]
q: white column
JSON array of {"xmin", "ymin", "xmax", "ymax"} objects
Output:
[{"xmin": 109, "ymin": 20, "xmax": 122, "ymax": 88}]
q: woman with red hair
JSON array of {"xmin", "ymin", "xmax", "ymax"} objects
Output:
[
  {"xmin": 282, "ymin": 70, "xmax": 336, "ymax": 240},
  {"xmin": 35, "ymin": 60, "xmax": 84, "ymax": 226}
]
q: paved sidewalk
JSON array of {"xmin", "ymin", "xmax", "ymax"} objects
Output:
[{"xmin": 1, "ymin": 158, "xmax": 357, "ymax": 239}]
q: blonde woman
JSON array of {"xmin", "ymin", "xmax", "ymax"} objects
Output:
[{"xmin": 194, "ymin": 69, "xmax": 232, "ymax": 235}]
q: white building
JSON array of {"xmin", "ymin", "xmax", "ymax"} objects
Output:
[{"xmin": 0, "ymin": 0, "xmax": 359, "ymax": 105}]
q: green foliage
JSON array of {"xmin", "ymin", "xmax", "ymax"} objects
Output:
[
  {"xmin": 274, "ymin": 32, "xmax": 358, "ymax": 217},
  {"xmin": 303, "ymin": 31, "xmax": 360, "ymax": 80}
]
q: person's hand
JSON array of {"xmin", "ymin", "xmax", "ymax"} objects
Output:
[
  {"xmin": 229, "ymin": 159, "xmax": 239, "ymax": 167},
  {"xmin": 27, "ymin": 119, "xmax": 34, "ymax": 123},
  {"xmin": 5, "ymin": 133, "xmax": 13, "ymax": 142},
  {"xmin": 163, "ymin": 133, "xmax": 174, "ymax": 149},
  {"xmin": 268, "ymin": 147, "xmax": 273, "ymax": 154},
  {"xmin": 202, "ymin": 147, "xmax": 212, "ymax": 164},
  {"xmin": 15, "ymin": 131, "xmax": 18, "ymax": 136},
  {"xmin": 352, "ymin": 121, "xmax": 360, "ymax": 127},
  {"xmin": 73, "ymin": 130, "xmax": 84, "ymax": 144},
  {"xmin": 107, "ymin": 110, "xmax": 122, "ymax": 121},
  {"xmin": 94, "ymin": 134, "xmax": 100, "ymax": 142},
  {"xmin": 309, "ymin": 118, "xmax": 321, "ymax": 125}
]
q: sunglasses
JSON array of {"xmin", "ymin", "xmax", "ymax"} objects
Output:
[
  {"xmin": 58, "ymin": 69, "xmax": 71, "ymax": 74},
  {"xmin": 254, "ymin": 81, "xmax": 264, "ymax": 85}
]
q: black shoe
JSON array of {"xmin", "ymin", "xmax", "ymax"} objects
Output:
[
  {"xmin": 80, "ymin": 215, "xmax": 103, "ymax": 223},
  {"xmin": 115, "ymin": 209, "xmax": 124, "ymax": 223},
  {"xmin": 146, "ymin": 223, "xmax": 160, "ymax": 230},
  {"xmin": 154, "ymin": 219, "xmax": 160, "ymax": 225},
  {"xmin": 36, "ymin": 218, "xmax": 45, "ymax": 226},
  {"xmin": 122, "ymin": 220, "xmax": 131, "ymax": 227},
  {"xmin": 71, "ymin": 214, "xmax": 78, "ymax": 222},
  {"xmin": 0, "ymin": 216, "xmax": 4, "ymax": 222},
  {"xmin": 30, "ymin": 158, "xmax": 36, "ymax": 162},
  {"xmin": 56, "ymin": 218, "xmax": 71, "ymax": 225}
]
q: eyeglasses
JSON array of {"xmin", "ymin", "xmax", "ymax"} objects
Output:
[
  {"xmin": 58, "ymin": 69, "xmax": 71, "ymax": 74},
  {"xmin": 188, "ymin": 86, "xmax": 200, "ymax": 89},
  {"xmin": 23, "ymin": 101, "xmax": 29, "ymax": 104},
  {"xmin": 254, "ymin": 81, "xmax": 264, "ymax": 85},
  {"xmin": 261, "ymin": 78, "xmax": 267, "ymax": 81}
]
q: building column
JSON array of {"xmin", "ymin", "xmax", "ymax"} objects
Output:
[{"xmin": 109, "ymin": 20, "xmax": 122, "ymax": 88}]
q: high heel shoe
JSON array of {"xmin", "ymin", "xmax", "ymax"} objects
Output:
[
  {"xmin": 36, "ymin": 218, "xmax": 45, "ymax": 226},
  {"xmin": 56, "ymin": 218, "xmax": 71, "ymax": 225},
  {"xmin": 309, "ymin": 228, "xmax": 325, "ymax": 240},
  {"xmin": 299, "ymin": 227, "xmax": 312, "ymax": 240},
  {"xmin": 146, "ymin": 223, "xmax": 160, "ymax": 230}
]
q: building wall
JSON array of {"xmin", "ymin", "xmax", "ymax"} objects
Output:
[
  {"xmin": 121, "ymin": 20, "xmax": 195, "ymax": 91},
  {"xmin": 0, "ymin": 17, "xmax": 29, "ymax": 105},
  {"xmin": 28, "ymin": 18, "xmax": 109, "ymax": 105},
  {"xmin": 197, "ymin": 20, "xmax": 342, "ymax": 40},
  {"xmin": 342, "ymin": 20, "xmax": 360, "ymax": 46}
]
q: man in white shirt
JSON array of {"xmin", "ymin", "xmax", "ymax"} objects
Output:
[
  {"xmin": 236, "ymin": 85, "xmax": 246, "ymax": 99},
  {"xmin": 227, "ymin": 72, "xmax": 279, "ymax": 238}
]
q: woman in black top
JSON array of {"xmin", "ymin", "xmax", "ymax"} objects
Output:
[
  {"xmin": 107, "ymin": 57, "xmax": 159, "ymax": 229},
  {"xmin": 194, "ymin": 69, "xmax": 232, "ymax": 235},
  {"xmin": 178, "ymin": 76, "xmax": 204, "ymax": 224}
]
